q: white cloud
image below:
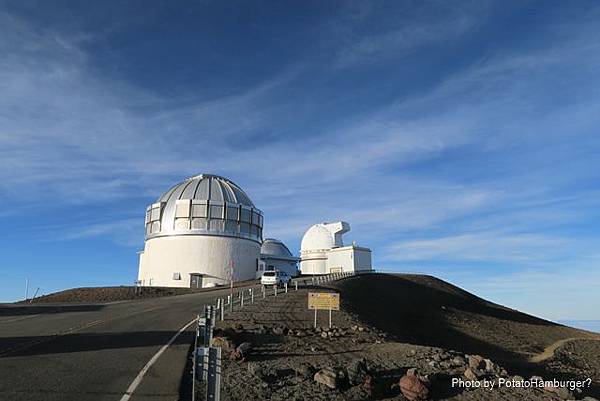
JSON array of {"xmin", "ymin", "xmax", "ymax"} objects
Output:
[
  {"xmin": 334, "ymin": 3, "xmax": 486, "ymax": 67},
  {"xmin": 386, "ymin": 231, "xmax": 570, "ymax": 263}
]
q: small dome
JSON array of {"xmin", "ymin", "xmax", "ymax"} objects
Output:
[
  {"xmin": 300, "ymin": 224, "xmax": 335, "ymax": 252},
  {"xmin": 261, "ymin": 238, "xmax": 294, "ymax": 258}
]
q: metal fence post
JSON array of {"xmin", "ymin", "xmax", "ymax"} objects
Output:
[
  {"xmin": 251, "ymin": 288, "xmax": 254, "ymax": 303},
  {"xmin": 273, "ymin": 284, "xmax": 277, "ymax": 297},
  {"xmin": 220, "ymin": 299, "xmax": 224, "ymax": 321},
  {"xmin": 206, "ymin": 347, "xmax": 221, "ymax": 401},
  {"xmin": 240, "ymin": 291, "xmax": 244, "ymax": 307},
  {"xmin": 295, "ymin": 281, "xmax": 298, "ymax": 291},
  {"xmin": 284, "ymin": 282, "xmax": 288, "ymax": 293}
]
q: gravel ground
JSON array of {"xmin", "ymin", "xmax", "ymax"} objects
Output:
[{"xmin": 201, "ymin": 274, "xmax": 600, "ymax": 401}]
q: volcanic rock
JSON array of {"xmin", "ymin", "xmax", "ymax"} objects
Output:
[
  {"xmin": 399, "ymin": 374, "xmax": 429, "ymax": 401},
  {"xmin": 314, "ymin": 367, "xmax": 339, "ymax": 389},
  {"xmin": 467, "ymin": 355, "xmax": 485, "ymax": 370}
]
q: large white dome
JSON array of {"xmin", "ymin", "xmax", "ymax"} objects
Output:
[
  {"xmin": 144, "ymin": 174, "xmax": 263, "ymax": 243},
  {"xmin": 139, "ymin": 173, "xmax": 263, "ymax": 289}
]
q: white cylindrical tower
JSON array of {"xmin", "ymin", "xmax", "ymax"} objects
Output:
[{"xmin": 138, "ymin": 174, "xmax": 263, "ymax": 288}]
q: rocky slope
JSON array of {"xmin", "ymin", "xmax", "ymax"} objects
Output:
[{"xmin": 206, "ymin": 273, "xmax": 599, "ymax": 400}]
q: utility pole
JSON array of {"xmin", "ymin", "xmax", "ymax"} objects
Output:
[
  {"xmin": 25, "ymin": 278, "xmax": 29, "ymax": 301},
  {"xmin": 229, "ymin": 261, "xmax": 234, "ymax": 312}
]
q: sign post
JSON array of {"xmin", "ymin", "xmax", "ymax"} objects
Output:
[{"xmin": 308, "ymin": 292, "xmax": 340, "ymax": 329}]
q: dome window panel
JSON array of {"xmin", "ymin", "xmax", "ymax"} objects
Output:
[
  {"xmin": 258, "ymin": 214, "xmax": 263, "ymax": 227},
  {"xmin": 251, "ymin": 211, "xmax": 260, "ymax": 225},
  {"xmin": 240, "ymin": 207, "xmax": 251, "ymax": 223},
  {"xmin": 150, "ymin": 207, "xmax": 161, "ymax": 222},
  {"xmin": 191, "ymin": 218, "xmax": 208, "ymax": 230},
  {"xmin": 210, "ymin": 219, "xmax": 224, "ymax": 231},
  {"xmin": 175, "ymin": 200, "xmax": 191, "ymax": 218},
  {"xmin": 250, "ymin": 225, "xmax": 258, "ymax": 237},
  {"xmin": 191, "ymin": 203, "xmax": 207, "ymax": 218},
  {"xmin": 209, "ymin": 204, "xmax": 224, "ymax": 219},
  {"xmin": 225, "ymin": 220, "xmax": 238, "ymax": 234},
  {"xmin": 175, "ymin": 218, "xmax": 190, "ymax": 230},
  {"xmin": 145, "ymin": 209, "xmax": 151, "ymax": 224},
  {"xmin": 151, "ymin": 221, "xmax": 161, "ymax": 233},
  {"xmin": 145, "ymin": 223, "xmax": 152, "ymax": 236},
  {"xmin": 240, "ymin": 222, "xmax": 251, "ymax": 235},
  {"xmin": 226, "ymin": 205, "xmax": 239, "ymax": 221}
]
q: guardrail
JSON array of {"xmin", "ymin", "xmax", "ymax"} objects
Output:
[{"xmin": 191, "ymin": 271, "xmax": 361, "ymax": 401}]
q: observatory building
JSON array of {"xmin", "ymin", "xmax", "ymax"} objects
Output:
[
  {"xmin": 300, "ymin": 221, "xmax": 372, "ymax": 275},
  {"xmin": 138, "ymin": 174, "xmax": 264, "ymax": 288},
  {"xmin": 259, "ymin": 238, "xmax": 299, "ymax": 277}
]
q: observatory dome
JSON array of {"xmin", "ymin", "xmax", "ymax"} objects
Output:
[
  {"xmin": 300, "ymin": 222, "xmax": 349, "ymax": 251},
  {"xmin": 144, "ymin": 174, "xmax": 263, "ymax": 242},
  {"xmin": 299, "ymin": 221, "xmax": 371, "ymax": 275},
  {"xmin": 138, "ymin": 174, "xmax": 263, "ymax": 288},
  {"xmin": 261, "ymin": 238, "xmax": 294, "ymax": 258}
]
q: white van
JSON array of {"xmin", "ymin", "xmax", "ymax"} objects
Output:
[{"xmin": 260, "ymin": 270, "xmax": 291, "ymax": 286}]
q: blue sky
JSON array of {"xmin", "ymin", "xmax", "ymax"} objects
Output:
[{"xmin": 1, "ymin": 1, "xmax": 599, "ymax": 322}]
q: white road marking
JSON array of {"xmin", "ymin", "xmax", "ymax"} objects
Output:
[{"xmin": 119, "ymin": 317, "xmax": 198, "ymax": 401}]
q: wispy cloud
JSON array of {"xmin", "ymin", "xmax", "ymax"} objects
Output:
[
  {"xmin": 333, "ymin": 2, "xmax": 487, "ymax": 67},
  {"xmin": 386, "ymin": 231, "xmax": 570, "ymax": 263},
  {"xmin": 1, "ymin": 3, "xmax": 600, "ymax": 317}
]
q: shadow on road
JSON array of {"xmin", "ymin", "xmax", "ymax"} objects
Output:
[
  {"xmin": 0, "ymin": 304, "xmax": 105, "ymax": 316},
  {"xmin": 0, "ymin": 330, "xmax": 193, "ymax": 357}
]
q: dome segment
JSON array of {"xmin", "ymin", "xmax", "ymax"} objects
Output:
[
  {"xmin": 156, "ymin": 174, "xmax": 254, "ymax": 207},
  {"xmin": 144, "ymin": 174, "xmax": 263, "ymax": 243},
  {"xmin": 261, "ymin": 238, "xmax": 295, "ymax": 259}
]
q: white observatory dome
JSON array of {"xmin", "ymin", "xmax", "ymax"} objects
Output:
[
  {"xmin": 300, "ymin": 222, "xmax": 351, "ymax": 275},
  {"xmin": 261, "ymin": 238, "xmax": 294, "ymax": 258},
  {"xmin": 138, "ymin": 174, "xmax": 262, "ymax": 288},
  {"xmin": 300, "ymin": 224, "xmax": 336, "ymax": 251},
  {"xmin": 144, "ymin": 174, "xmax": 263, "ymax": 242}
]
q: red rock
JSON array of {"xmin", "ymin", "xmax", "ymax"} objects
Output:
[{"xmin": 399, "ymin": 374, "xmax": 429, "ymax": 401}]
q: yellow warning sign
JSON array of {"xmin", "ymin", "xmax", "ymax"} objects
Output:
[{"xmin": 308, "ymin": 292, "xmax": 340, "ymax": 310}]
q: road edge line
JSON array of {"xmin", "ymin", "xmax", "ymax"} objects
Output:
[{"xmin": 119, "ymin": 317, "xmax": 197, "ymax": 401}]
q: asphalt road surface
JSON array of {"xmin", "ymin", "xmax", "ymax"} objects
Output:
[{"xmin": 0, "ymin": 287, "xmax": 243, "ymax": 401}]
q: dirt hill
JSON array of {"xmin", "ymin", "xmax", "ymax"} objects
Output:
[
  {"xmin": 211, "ymin": 273, "xmax": 600, "ymax": 400},
  {"xmin": 330, "ymin": 274, "xmax": 598, "ymax": 366}
]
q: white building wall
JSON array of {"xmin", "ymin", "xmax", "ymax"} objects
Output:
[
  {"xmin": 353, "ymin": 248, "xmax": 372, "ymax": 271},
  {"xmin": 326, "ymin": 248, "xmax": 354, "ymax": 273},
  {"xmin": 138, "ymin": 235, "xmax": 260, "ymax": 288},
  {"xmin": 300, "ymin": 250, "xmax": 373, "ymax": 274}
]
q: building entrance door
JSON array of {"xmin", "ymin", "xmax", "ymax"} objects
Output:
[{"xmin": 190, "ymin": 274, "xmax": 202, "ymax": 289}]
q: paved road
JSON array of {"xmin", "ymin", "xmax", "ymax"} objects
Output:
[{"xmin": 0, "ymin": 287, "xmax": 242, "ymax": 401}]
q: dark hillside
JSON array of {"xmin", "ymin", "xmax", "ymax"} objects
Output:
[{"xmin": 331, "ymin": 273, "xmax": 597, "ymax": 366}]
